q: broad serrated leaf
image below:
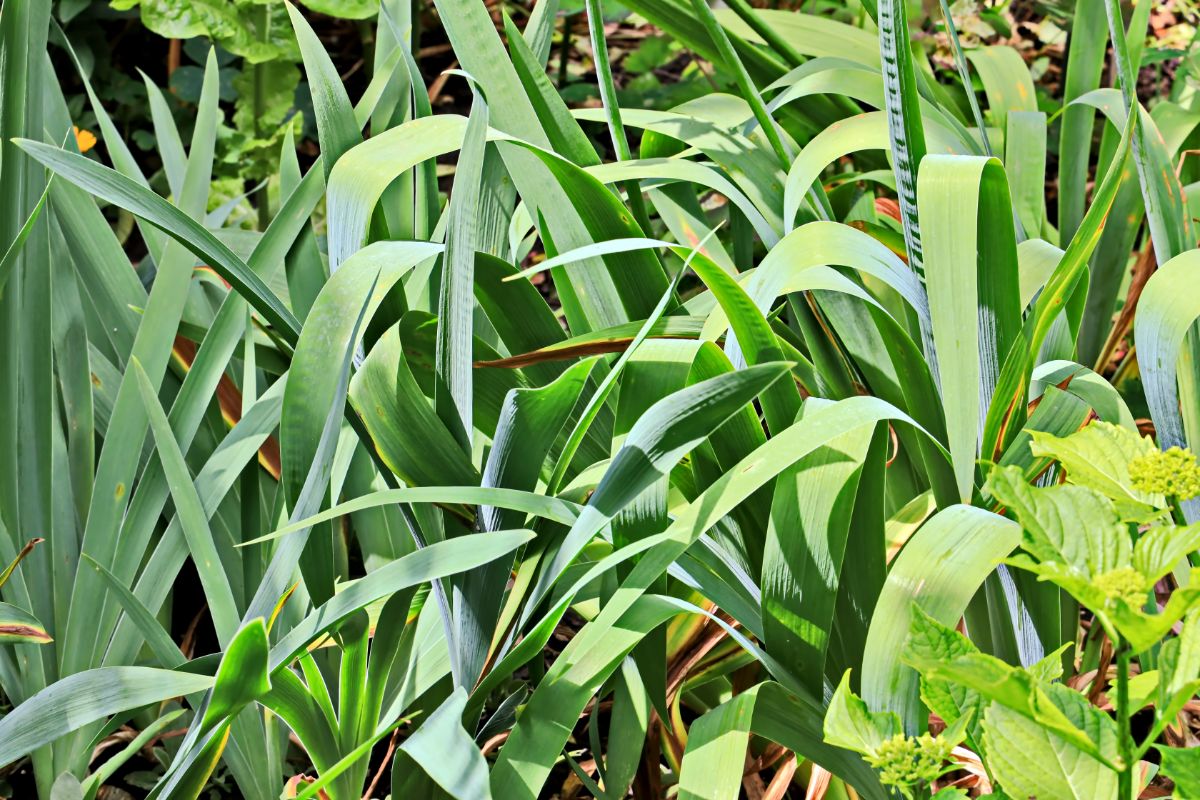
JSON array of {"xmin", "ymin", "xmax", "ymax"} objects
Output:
[
  {"xmin": 901, "ymin": 607, "xmax": 985, "ymax": 750},
  {"xmin": 1029, "ymin": 422, "xmax": 1163, "ymax": 509},
  {"xmin": 983, "ymin": 702, "xmax": 1118, "ymax": 800},
  {"xmin": 985, "ymin": 464, "xmax": 1130, "ymax": 575}
]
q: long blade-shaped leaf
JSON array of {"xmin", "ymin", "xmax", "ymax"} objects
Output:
[
  {"xmin": 436, "ymin": 92, "xmax": 487, "ymax": 452},
  {"xmin": 0, "ymin": 667, "xmax": 215, "ymax": 767},
  {"xmin": 877, "ymin": 0, "xmax": 927, "ymax": 275}
]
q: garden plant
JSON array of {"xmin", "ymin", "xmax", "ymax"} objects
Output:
[{"xmin": 3, "ymin": 0, "xmax": 1200, "ymax": 797}]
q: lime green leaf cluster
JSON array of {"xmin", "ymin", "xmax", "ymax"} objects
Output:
[
  {"xmin": 111, "ymin": 0, "xmax": 300, "ymax": 64},
  {"xmin": 900, "ymin": 608, "xmax": 1119, "ymax": 799},
  {"xmin": 989, "ymin": 423, "xmax": 1200, "ymax": 650},
  {"xmin": 1028, "ymin": 421, "xmax": 1164, "ymax": 509},
  {"xmin": 825, "ymin": 671, "xmax": 967, "ymax": 798}
]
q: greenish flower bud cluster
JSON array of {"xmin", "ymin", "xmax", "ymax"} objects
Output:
[
  {"xmin": 1093, "ymin": 566, "xmax": 1149, "ymax": 608},
  {"xmin": 1129, "ymin": 447, "xmax": 1200, "ymax": 500},
  {"xmin": 865, "ymin": 732, "xmax": 954, "ymax": 788}
]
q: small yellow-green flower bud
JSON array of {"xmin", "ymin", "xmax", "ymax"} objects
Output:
[
  {"xmin": 1129, "ymin": 447, "xmax": 1200, "ymax": 500},
  {"xmin": 865, "ymin": 732, "xmax": 953, "ymax": 787},
  {"xmin": 1093, "ymin": 566, "xmax": 1149, "ymax": 608}
]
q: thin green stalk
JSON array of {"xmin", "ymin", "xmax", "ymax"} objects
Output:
[
  {"xmin": 686, "ymin": 0, "xmax": 791, "ymax": 170},
  {"xmin": 582, "ymin": 0, "xmax": 652, "ymax": 234},
  {"xmin": 557, "ymin": 13, "xmax": 573, "ymax": 89},
  {"xmin": 936, "ymin": 0, "xmax": 992, "ymax": 157},
  {"xmin": 1116, "ymin": 643, "xmax": 1134, "ymax": 800},
  {"xmin": 254, "ymin": 7, "xmax": 272, "ymax": 231},
  {"xmin": 721, "ymin": 0, "xmax": 805, "ymax": 69},
  {"xmin": 718, "ymin": 0, "xmax": 865, "ymax": 126}
]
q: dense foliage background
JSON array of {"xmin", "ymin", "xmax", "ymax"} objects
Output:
[{"xmin": 5, "ymin": 0, "xmax": 1200, "ymax": 798}]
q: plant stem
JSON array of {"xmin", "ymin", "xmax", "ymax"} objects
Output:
[
  {"xmin": 254, "ymin": 60, "xmax": 270, "ymax": 232},
  {"xmin": 254, "ymin": 6, "xmax": 270, "ymax": 232},
  {"xmin": 1116, "ymin": 642, "xmax": 1134, "ymax": 800},
  {"xmin": 557, "ymin": 13, "xmax": 573, "ymax": 89},
  {"xmin": 935, "ymin": 0, "xmax": 992, "ymax": 157},
  {"xmin": 686, "ymin": 0, "xmax": 791, "ymax": 169},
  {"xmin": 582, "ymin": 0, "xmax": 652, "ymax": 235},
  {"xmin": 721, "ymin": 0, "xmax": 805, "ymax": 69}
]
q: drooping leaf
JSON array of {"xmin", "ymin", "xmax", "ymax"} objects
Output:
[
  {"xmin": 0, "ymin": 667, "xmax": 215, "ymax": 767},
  {"xmin": 392, "ymin": 688, "xmax": 492, "ymax": 799},
  {"xmin": 0, "ymin": 601, "xmax": 51, "ymax": 645}
]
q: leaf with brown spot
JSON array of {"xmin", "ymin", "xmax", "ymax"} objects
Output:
[{"xmin": 0, "ymin": 601, "xmax": 52, "ymax": 644}]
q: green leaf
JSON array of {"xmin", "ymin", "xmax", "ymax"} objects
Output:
[
  {"xmin": 127, "ymin": 0, "xmax": 299, "ymax": 62},
  {"xmin": 920, "ymin": 155, "xmax": 1021, "ymax": 500},
  {"xmin": 428, "ymin": 0, "xmax": 672, "ymax": 332},
  {"xmin": 1028, "ymin": 422, "xmax": 1162, "ymax": 508},
  {"xmin": 0, "ymin": 667, "xmax": 214, "ymax": 766},
  {"xmin": 1161, "ymin": 746, "xmax": 1200, "ymax": 799},
  {"xmin": 251, "ymin": 277, "xmax": 379, "ymax": 631},
  {"xmin": 1133, "ymin": 524, "xmax": 1200, "ymax": 583},
  {"xmin": 280, "ymin": 241, "xmax": 438, "ymax": 605},
  {"xmin": 523, "ymin": 0, "xmax": 559, "ymax": 67},
  {"xmin": 79, "ymin": 710, "xmax": 184, "ymax": 799},
  {"xmin": 528, "ymin": 361, "xmax": 793, "ymax": 611},
  {"xmin": 51, "ymin": 773, "xmax": 83, "ymax": 800},
  {"xmin": 685, "ymin": 0, "xmax": 790, "ymax": 170},
  {"xmin": 1058, "ymin": 0, "xmax": 1108, "ymax": 244},
  {"xmin": 679, "ymin": 678, "xmax": 884, "ymax": 800},
  {"xmin": 603, "ymin": 659, "xmax": 650, "ymax": 800},
  {"xmin": 1006, "ymin": 111, "xmax": 1048, "ymax": 239},
  {"xmin": 1135, "ymin": 250, "xmax": 1200, "ymax": 466},
  {"xmin": 823, "ymin": 671, "xmax": 900, "ymax": 756},
  {"xmin": 502, "ymin": 12, "xmax": 598, "ymax": 167},
  {"xmin": 1104, "ymin": 0, "xmax": 1193, "ymax": 264},
  {"xmin": 287, "ymin": 1, "xmax": 361, "ymax": 176},
  {"xmin": 455, "ymin": 359, "xmax": 596, "ymax": 685},
  {"xmin": 494, "ymin": 397, "xmax": 940, "ymax": 797},
  {"xmin": 245, "ymin": 487, "xmax": 578, "ymax": 548},
  {"xmin": 901, "ymin": 608, "xmax": 985, "ymax": 751},
  {"xmin": 0, "ymin": 536, "xmax": 42, "ymax": 592},
  {"xmin": 131, "ymin": 358, "xmax": 241, "ymax": 646},
  {"xmin": 1162, "ymin": 610, "xmax": 1200, "ymax": 718},
  {"xmin": 0, "ymin": 175, "xmax": 50, "ymax": 299},
  {"xmin": 1109, "ymin": 578, "xmax": 1200, "ymax": 653},
  {"xmin": 392, "ymin": 688, "xmax": 493, "ymax": 799},
  {"xmin": 762, "ymin": 416, "xmax": 874, "ymax": 695},
  {"xmin": 982, "ymin": 103, "xmax": 1133, "ymax": 465},
  {"xmin": 861, "ymin": 505, "xmax": 1020, "ymax": 733},
  {"xmin": 965, "ymin": 46, "xmax": 1038, "ymax": 132},
  {"xmin": 201, "ymin": 619, "xmax": 271, "ymax": 732},
  {"xmin": 436, "ymin": 92, "xmax": 487, "ymax": 454},
  {"xmin": 876, "ymin": 0, "xmax": 928, "ymax": 273},
  {"xmin": 784, "ymin": 112, "xmax": 967, "ymax": 234},
  {"xmin": 984, "ymin": 464, "xmax": 1131, "ymax": 574},
  {"xmin": 348, "ymin": 322, "xmax": 480, "ymax": 489},
  {"xmin": 81, "ymin": 555, "xmax": 183, "ymax": 669},
  {"xmin": 983, "ymin": 700, "xmax": 1118, "ymax": 800},
  {"xmin": 0, "ymin": 601, "xmax": 51, "ymax": 645},
  {"xmin": 268, "ymin": 530, "xmax": 534, "ymax": 670},
  {"xmin": 16, "ymin": 139, "xmax": 300, "ymax": 339},
  {"xmin": 297, "ymin": 0, "xmax": 379, "ymax": 19}
]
